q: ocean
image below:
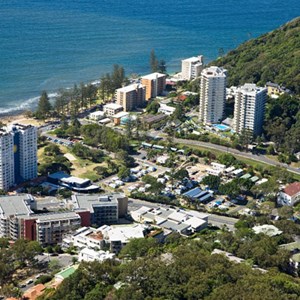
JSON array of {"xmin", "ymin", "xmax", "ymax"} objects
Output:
[{"xmin": 1, "ymin": 0, "xmax": 299, "ymax": 114}]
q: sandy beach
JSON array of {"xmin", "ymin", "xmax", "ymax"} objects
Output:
[{"xmin": 0, "ymin": 112, "xmax": 45, "ymax": 127}]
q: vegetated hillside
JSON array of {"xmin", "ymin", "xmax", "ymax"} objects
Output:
[{"xmin": 211, "ymin": 17, "xmax": 300, "ymax": 93}]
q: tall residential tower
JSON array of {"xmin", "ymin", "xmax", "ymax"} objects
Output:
[
  {"xmin": 199, "ymin": 66, "xmax": 227, "ymax": 124},
  {"xmin": 0, "ymin": 124, "xmax": 37, "ymax": 191},
  {"xmin": 233, "ymin": 83, "xmax": 267, "ymax": 136}
]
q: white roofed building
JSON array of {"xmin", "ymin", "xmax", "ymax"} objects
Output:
[
  {"xmin": 103, "ymin": 103, "xmax": 123, "ymax": 117},
  {"xmin": 181, "ymin": 55, "xmax": 204, "ymax": 80}
]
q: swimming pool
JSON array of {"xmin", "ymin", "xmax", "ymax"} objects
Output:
[{"xmin": 212, "ymin": 124, "xmax": 230, "ymax": 131}]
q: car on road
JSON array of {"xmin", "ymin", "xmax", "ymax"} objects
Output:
[{"xmin": 26, "ymin": 279, "xmax": 33, "ymax": 285}]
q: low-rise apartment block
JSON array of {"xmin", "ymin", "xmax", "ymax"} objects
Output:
[
  {"xmin": 64, "ymin": 223, "xmax": 145, "ymax": 254},
  {"xmin": 71, "ymin": 193, "xmax": 128, "ymax": 226},
  {"xmin": 0, "ymin": 194, "xmax": 81, "ymax": 245},
  {"xmin": 103, "ymin": 103, "xmax": 123, "ymax": 117},
  {"xmin": 141, "ymin": 72, "xmax": 167, "ymax": 100},
  {"xmin": 181, "ymin": 55, "xmax": 204, "ymax": 80}
]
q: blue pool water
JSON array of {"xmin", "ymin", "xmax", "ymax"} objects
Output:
[
  {"xmin": 213, "ymin": 124, "xmax": 230, "ymax": 131},
  {"xmin": 1, "ymin": 0, "xmax": 300, "ymax": 114}
]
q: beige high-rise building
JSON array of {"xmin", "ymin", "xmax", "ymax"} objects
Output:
[
  {"xmin": 141, "ymin": 72, "xmax": 166, "ymax": 100},
  {"xmin": 181, "ymin": 55, "xmax": 203, "ymax": 80},
  {"xmin": 116, "ymin": 83, "xmax": 145, "ymax": 112},
  {"xmin": 233, "ymin": 83, "xmax": 267, "ymax": 136},
  {"xmin": 199, "ymin": 66, "xmax": 227, "ymax": 124}
]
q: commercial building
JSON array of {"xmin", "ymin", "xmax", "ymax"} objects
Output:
[
  {"xmin": 141, "ymin": 72, "xmax": 167, "ymax": 100},
  {"xmin": 0, "ymin": 194, "xmax": 81, "ymax": 245},
  {"xmin": 103, "ymin": 103, "xmax": 123, "ymax": 117},
  {"xmin": 233, "ymin": 83, "xmax": 267, "ymax": 136},
  {"xmin": 64, "ymin": 223, "xmax": 145, "ymax": 254},
  {"xmin": 158, "ymin": 103, "xmax": 176, "ymax": 115},
  {"xmin": 78, "ymin": 248, "xmax": 115, "ymax": 262},
  {"xmin": 47, "ymin": 171, "xmax": 99, "ymax": 193},
  {"xmin": 71, "ymin": 193, "xmax": 128, "ymax": 226},
  {"xmin": 131, "ymin": 206, "xmax": 208, "ymax": 235},
  {"xmin": 89, "ymin": 111, "xmax": 105, "ymax": 121},
  {"xmin": 199, "ymin": 66, "xmax": 227, "ymax": 124},
  {"xmin": 181, "ymin": 55, "xmax": 204, "ymax": 80},
  {"xmin": 116, "ymin": 83, "xmax": 145, "ymax": 112},
  {"xmin": 277, "ymin": 182, "xmax": 300, "ymax": 206},
  {"xmin": 0, "ymin": 124, "xmax": 37, "ymax": 191}
]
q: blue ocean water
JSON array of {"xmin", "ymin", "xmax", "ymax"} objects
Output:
[{"xmin": 0, "ymin": 0, "xmax": 299, "ymax": 114}]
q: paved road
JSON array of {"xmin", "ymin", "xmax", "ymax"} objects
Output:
[
  {"xmin": 171, "ymin": 137, "xmax": 300, "ymax": 175},
  {"xmin": 207, "ymin": 214, "xmax": 238, "ymax": 230}
]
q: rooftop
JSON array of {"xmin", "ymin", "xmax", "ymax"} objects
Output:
[
  {"xmin": 113, "ymin": 111, "xmax": 130, "ymax": 119},
  {"xmin": 141, "ymin": 72, "xmax": 166, "ymax": 80},
  {"xmin": 141, "ymin": 114, "xmax": 167, "ymax": 124},
  {"xmin": 0, "ymin": 194, "xmax": 34, "ymax": 217},
  {"xmin": 72, "ymin": 194, "xmax": 123, "ymax": 213},
  {"xmin": 182, "ymin": 55, "xmax": 203, "ymax": 63},
  {"xmin": 117, "ymin": 83, "xmax": 144, "ymax": 92},
  {"xmin": 33, "ymin": 211, "xmax": 80, "ymax": 222},
  {"xmin": 283, "ymin": 182, "xmax": 300, "ymax": 197},
  {"xmin": 104, "ymin": 103, "xmax": 123, "ymax": 110},
  {"xmin": 252, "ymin": 225, "xmax": 282, "ymax": 237},
  {"xmin": 202, "ymin": 66, "xmax": 227, "ymax": 78}
]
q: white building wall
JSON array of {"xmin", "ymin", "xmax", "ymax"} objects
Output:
[
  {"xmin": 233, "ymin": 84, "xmax": 267, "ymax": 136},
  {"xmin": 199, "ymin": 66, "xmax": 227, "ymax": 124},
  {"xmin": 0, "ymin": 132, "xmax": 14, "ymax": 191},
  {"xmin": 18, "ymin": 126, "xmax": 38, "ymax": 181}
]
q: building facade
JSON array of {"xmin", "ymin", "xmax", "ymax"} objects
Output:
[
  {"xmin": 116, "ymin": 83, "xmax": 145, "ymax": 112},
  {"xmin": 233, "ymin": 83, "xmax": 267, "ymax": 136},
  {"xmin": 199, "ymin": 66, "xmax": 227, "ymax": 124},
  {"xmin": 0, "ymin": 194, "xmax": 82, "ymax": 245},
  {"xmin": 71, "ymin": 193, "xmax": 128, "ymax": 226},
  {"xmin": 181, "ymin": 55, "xmax": 204, "ymax": 80},
  {"xmin": 0, "ymin": 124, "xmax": 37, "ymax": 191},
  {"xmin": 103, "ymin": 103, "xmax": 123, "ymax": 117},
  {"xmin": 0, "ymin": 129, "xmax": 14, "ymax": 191},
  {"xmin": 141, "ymin": 72, "xmax": 166, "ymax": 100},
  {"xmin": 277, "ymin": 182, "xmax": 300, "ymax": 206}
]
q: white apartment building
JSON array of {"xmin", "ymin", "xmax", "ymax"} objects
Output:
[
  {"xmin": 103, "ymin": 103, "xmax": 123, "ymax": 117},
  {"xmin": 0, "ymin": 124, "xmax": 37, "ymax": 191},
  {"xmin": 0, "ymin": 130, "xmax": 14, "ymax": 191},
  {"xmin": 199, "ymin": 66, "xmax": 227, "ymax": 124},
  {"xmin": 233, "ymin": 83, "xmax": 267, "ymax": 136},
  {"xmin": 181, "ymin": 55, "xmax": 204, "ymax": 80},
  {"xmin": 116, "ymin": 83, "xmax": 145, "ymax": 112},
  {"xmin": 13, "ymin": 124, "xmax": 38, "ymax": 183}
]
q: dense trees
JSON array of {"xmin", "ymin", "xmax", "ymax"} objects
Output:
[
  {"xmin": 211, "ymin": 17, "xmax": 300, "ymax": 93},
  {"xmin": 99, "ymin": 64, "xmax": 126, "ymax": 101},
  {"xmin": 264, "ymin": 94, "xmax": 300, "ymax": 155},
  {"xmin": 0, "ymin": 239, "xmax": 43, "ymax": 297},
  {"xmin": 80, "ymin": 124, "xmax": 130, "ymax": 153},
  {"xmin": 38, "ymin": 235, "xmax": 300, "ymax": 300}
]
